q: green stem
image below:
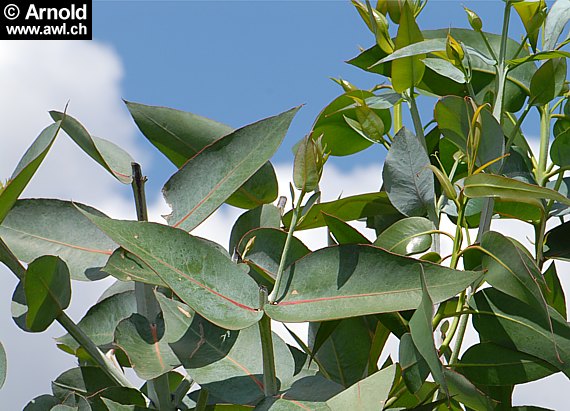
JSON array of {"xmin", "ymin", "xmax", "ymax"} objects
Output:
[
  {"xmin": 438, "ymin": 291, "xmax": 465, "ymax": 356},
  {"xmin": 259, "ymin": 312, "xmax": 278, "ymax": 397},
  {"xmin": 537, "ymin": 106, "xmax": 551, "ymax": 185},
  {"xmin": 393, "ymin": 101, "xmax": 403, "ymax": 134},
  {"xmin": 57, "ymin": 312, "xmax": 136, "ymax": 388},
  {"xmin": 268, "ymin": 191, "xmax": 305, "ymax": 303},
  {"xmin": 449, "ymin": 307, "xmax": 470, "ymax": 365},
  {"xmin": 131, "ymin": 163, "xmax": 173, "ymax": 410},
  {"xmin": 478, "ymin": 31, "xmax": 498, "ymax": 62},
  {"xmin": 505, "ymin": 103, "xmax": 532, "ymax": 150}
]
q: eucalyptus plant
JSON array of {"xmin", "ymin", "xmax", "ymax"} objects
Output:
[{"xmin": 2, "ymin": 0, "xmax": 570, "ymax": 409}]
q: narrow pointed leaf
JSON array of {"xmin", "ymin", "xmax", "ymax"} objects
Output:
[
  {"xmin": 125, "ymin": 101, "xmax": 279, "ymax": 209},
  {"xmin": 265, "ymin": 244, "xmax": 482, "ymax": 322},
  {"xmin": 56, "ymin": 290, "xmax": 137, "ymax": 352},
  {"xmin": 0, "ymin": 199, "xmax": 116, "ymax": 281},
  {"xmin": 391, "ymin": 2, "xmax": 425, "ymax": 92},
  {"xmin": 322, "ymin": 213, "xmax": 370, "ymax": 245},
  {"xmin": 374, "ymin": 217, "xmax": 434, "ymax": 255},
  {"xmin": 443, "ymin": 368, "xmax": 495, "ymax": 411},
  {"xmin": 326, "ymin": 364, "xmax": 395, "ymax": 411},
  {"xmin": 544, "ymin": 221, "xmax": 570, "ymax": 260},
  {"xmin": 81, "ymin": 212, "xmax": 262, "ymax": 330},
  {"xmin": 283, "ymin": 192, "xmax": 399, "ymax": 230},
  {"xmin": 455, "ymin": 342, "xmax": 558, "ymax": 386},
  {"xmin": 0, "ymin": 122, "xmax": 61, "ymax": 224},
  {"xmin": 49, "ymin": 111, "xmax": 133, "ymax": 184},
  {"xmin": 163, "ymin": 107, "xmax": 299, "ymax": 231},
  {"xmin": 463, "ymin": 174, "xmax": 570, "ymax": 206},
  {"xmin": 399, "ymin": 332, "xmax": 429, "ymax": 393},
  {"xmin": 422, "ymin": 58, "xmax": 466, "ymax": 83},
  {"xmin": 383, "ymin": 127, "xmax": 435, "ymax": 217},
  {"xmin": 171, "ymin": 318, "xmax": 295, "ymax": 405},
  {"xmin": 508, "ymin": 50, "xmax": 570, "ymax": 66},
  {"xmin": 24, "ymin": 256, "xmax": 71, "ymax": 332},
  {"xmin": 543, "ymin": 263, "xmax": 567, "ymax": 318}
]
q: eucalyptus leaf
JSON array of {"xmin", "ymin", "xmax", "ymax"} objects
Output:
[
  {"xmin": 543, "ymin": 0, "xmax": 570, "ymax": 50},
  {"xmin": 0, "ymin": 341, "xmax": 6, "ymax": 390},
  {"xmin": 229, "ymin": 205, "xmax": 280, "ymax": 254},
  {"xmin": 399, "ymin": 333, "xmax": 429, "ymax": 393},
  {"xmin": 265, "ymin": 244, "xmax": 482, "ymax": 323},
  {"xmin": 543, "ymin": 262, "xmax": 567, "ymax": 318},
  {"xmin": 322, "ymin": 212, "xmax": 370, "ymax": 245},
  {"xmin": 24, "ymin": 256, "xmax": 71, "ymax": 332},
  {"xmin": 163, "ymin": 107, "xmax": 299, "ymax": 231},
  {"xmin": 0, "ymin": 122, "xmax": 61, "ymax": 224},
  {"xmin": 49, "ymin": 111, "xmax": 133, "ymax": 184},
  {"xmin": 0, "ymin": 199, "xmax": 116, "ymax": 281},
  {"xmin": 544, "ymin": 221, "xmax": 570, "ymax": 260},
  {"xmin": 550, "ymin": 129, "xmax": 570, "ymax": 166},
  {"xmin": 421, "ymin": 58, "xmax": 465, "ymax": 83},
  {"xmin": 82, "ymin": 212, "xmax": 263, "ymax": 330},
  {"xmin": 374, "ymin": 217, "xmax": 434, "ymax": 256},
  {"xmin": 529, "ymin": 58, "xmax": 567, "ymax": 106}
]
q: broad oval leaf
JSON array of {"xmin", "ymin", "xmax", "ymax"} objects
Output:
[
  {"xmin": 374, "ymin": 217, "xmax": 434, "ymax": 255},
  {"xmin": 57, "ymin": 290, "xmax": 137, "ymax": 353},
  {"xmin": 529, "ymin": 58, "xmax": 567, "ymax": 106},
  {"xmin": 163, "ymin": 107, "xmax": 299, "ymax": 231},
  {"xmin": 543, "ymin": 0, "xmax": 570, "ymax": 50},
  {"xmin": 229, "ymin": 204, "xmax": 280, "ymax": 254},
  {"xmin": 544, "ymin": 221, "xmax": 570, "ymax": 260},
  {"xmin": 49, "ymin": 111, "xmax": 134, "ymax": 184},
  {"xmin": 0, "ymin": 199, "xmax": 116, "ymax": 281},
  {"xmin": 283, "ymin": 192, "xmax": 399, "ymax": 231},
  {"xmin": 383, "ymin": 127, "xmax": 435, "ymax": 217},
  {"xmin": 0, "ymin": 122, "xmax": 61, "ymax": 224},
  {"xmin": 125, "ymin": 100, "xmax": 279, "ymax": 210},
  {"xmin": 550, "ymin": 129, "xmax": 570, "ymax": 167},
  {"xmin": 24, "ymin": 256, "xmax": 71, "ymax": 332},
  {"xmin": 82, "ymin": 212, "xmax": 262, "ymax": 330},
  {"xmin": 265, "ymin": 244, "xmax": 482, "ymax": 323},
  {"xmin": 463, "ymin": 174, "xmax": 570, "ymax": 206},
  {"xmin": 455, "ymin": 342, "xmax": 558, "ymax": 386},
  {"xmin": 24, "ymin": 395, "xmax": 61, "ymax": 410}
]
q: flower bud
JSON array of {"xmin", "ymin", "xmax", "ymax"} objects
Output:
[
  {"xmin": 464, "ymin": 7, "xmax": 482, "ymax": 32},
  {"xmin": 446, "ymin": 33, "xmax": 465, "ymax": 68},
  {"xmin": 293, "ymin": 135, "xmax": 329, "ymax": 193}
]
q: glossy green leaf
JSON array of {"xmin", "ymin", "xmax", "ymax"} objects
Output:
[
  {"xmin": 49, "ymin": 111, "xmax": 133, "ymax": 184},
  {"xmin": 322, "ymin": 213, "xmax": 370, "ymax": 245},
  {"xmin": 543, "ymin": 0, "xmax": 570, "ymax": 50},
  {"xmin": 171, "ymin": 318, "xmax": 295, "ymax": 405},
  {"xmin": 550, "ymin": 129, "xmax": 570, "ymax": 167},
  {"xmin": 283, "ymin": 192, "xmax": 399, "ymax": 230},
  {"xmin": 409, "ymin": 267, "xmax": 447, "ymax": 393},
  {"xmin": 308, "ymin": 317, "xmax": 378, "ymax": 387},
  {"xmin": 471, "ymin": 288, "xmax": 570, "ymax": 375},
  {"xmin": 326, "ymin": 364, "xmax": 395, "ymax": 411},
  {"xmin": 399, "ymin": 332, "xmax": 429, "ymax": 393},
  {"xmin": 114, "ymin": 314, "xmax": 180, "ymax": 380},
  {"xmin": 443, "ymin": 368, "xmax": 495, "ymax": 411},
  {"xmin": 82, "ymin": 213, "xmax": 262, "ymax": 330},
  {"xmin": 0, "ymin": 199, "xmax": 116, "ymax": 281},
  {"xmin": 374, "ymin": 217, "xmax": 434, "ymax": 255},
  {"xmin": 383, "ymin": 127, "xmax": 435, "ymax": 217},
  {"xmin": 24, "ymin": 256, "xmax": 71, "ymax": 332},
  {"xmin": 455, "ymin": 342, "xmax": 558, "ymax": 386},
  {"xmin": 0, "ymin": 122, "xmax": 60, "ymax": 224},
  {"xmin": 125, "ymin": 101, "xmax": 279, "ymax": 210},
  {"xmin": 544, "ymin": 221, "xmax": 570, "ymax": 260},
  {"xmin": 543, "ymin": 262, "xmax": 567, "ymax": 318},
  {"xmin": 265, "ymin": 244, "xmax": 482, "ymax": 322},
  {"xmin": 481, "ymin": 231, "xmax": 549, "ymax": 326},
  {"xmin": 0, "ymin": 341, "xmax": 6, "ymax": 390},
  {"xmin": 163, "ymin": 107, "xmax": 299, "ymax": 231},
  {"xmin": 311, "ymin": 91, "xmax": 391, "ymax": 156},
  {"xmin": 463, "ymin": 174, "xmax": 570, "ymax": 206},
  {"xmin": 529, "ymin": 58, "xmax": 567, "ymax": 106},
  {"xmin": 391, "ymin": 2, "xmax": 425, "ymax": 93},
  {"xmin": 229, "ymin": 204, "xmax": 280, "ymax": 254},
  {"xmin": 57, "ymin": 290, "xmax": 136, "ymax": 353},
  {"xmin": 237, "ymin": 228, "xmax": 310, "ymax": 282}
]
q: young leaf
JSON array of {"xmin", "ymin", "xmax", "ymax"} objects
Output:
[
  {"xmin": 127, "ymin": 101, "xmax": 280, "ymax": 208},
  {"xmin": 0, "ymin": 199, "xmax": 116, "ymax": 281},
  {"xmin": 265, "ymin": 244, "xmax": 482, "ymax": 323},
  {"xmin": 24, "ymin": 256, "xmax": 71, "ymax": 332},
  {"xmin": 0, "ymin": 122, "xmax": 61, "ymax": 224},
  {"xmin": 374, "ymin": 217, "xmax": 434, "ymax": 256},
  {"xmin": 163, "ymin": 107, "xmax": 299, "ymax": 231},
  {"xmin": 326, "ymin": 364, "xmax": 396, "ymax": 410},
  {"xmin": 391, "ymin": 1, "xmax": 425, "ymax": 93},
  {"xmin": 383, "ymin": 127, "xmax": 435, "ymax": 217},
  {"xmin": 49, "ymin": 111, "xmax": 134, "ymax": 184},
  {"xmin": 293, "ymin": 135, "xmax": 327, "ymax": 193}
]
